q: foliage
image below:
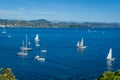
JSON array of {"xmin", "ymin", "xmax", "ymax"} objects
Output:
[
  {"xmin": 0, "ymin": 68, "xmax": 16, "ymax": 80},
  {"xmin": 97, "ymin": 70, "xmax": 120, "ymax": 80}
]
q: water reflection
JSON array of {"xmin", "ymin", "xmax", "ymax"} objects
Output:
[
  {"xmin": 106, "ymin": 60, "xmax": 112, "ymax": 71},
  {"xmin": 35, "ymin": 41, "xmax": 40, "ymax": 47},
  {"xmin": 77, "ymin": 48, "xmax": 84, "ymax": 53}
]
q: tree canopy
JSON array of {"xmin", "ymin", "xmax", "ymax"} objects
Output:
[
  {"xmin": 0, "ymin": 68, "xmax": 16, "ymax": 80},
  {"xmin": 97, "ymin": 70, "xmax": 120, "ymax": 80}
]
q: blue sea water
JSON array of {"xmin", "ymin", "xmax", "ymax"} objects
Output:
[{"xmin": 0, "ymin": 28, "xmax": 120, "ymax": 80}]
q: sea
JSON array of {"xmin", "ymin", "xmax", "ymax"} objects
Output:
[{"xmin": 0, "ymin": 27, "xmax": 120, "ymax": 80}]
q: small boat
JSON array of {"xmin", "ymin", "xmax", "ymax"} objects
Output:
[
  {"xmin": 17, "ymin": 51, "xmax": 28, "ymax": 56},
  {"xmin": 7, "ymin": 34, "xmax": 12, "ymax": 38},
  {"xmin": 35, "ymin": 43, "xmax": 40, "ymax": 47},
  {"xmin": 35, "ymin": 55, "xmax": 45, "ymax": 61},
  {"xmin": 20, "ymin": 34, "xmax": 32, "ymax": 51},
  {"xmin": 41, "ymin": 45, "xmax": 47, "ymax": 53},
  {"xmin": 41, "ymin": 49, "xmax": 47, "ymax": 53},
  {"xmin": 1, "ymin": 28, "xmax": 7, "ymax": 33},
  {"xmin": 88, "ymin": 29, "xmax": 90, "ymax": 32},
  {"xmin": 76, "ymin": 38, "xmax": 87, "ymax": 48},
  {"xmin": 35, "ymin": 34, "xmax": 40, "ymax": 47},
  {"xmin": 106, "ymin": 48, "xmax": 115, "ymax": 61},
  {"xmin": 35, "ymin": 34, "xmax": 40, "ymax": 42}
]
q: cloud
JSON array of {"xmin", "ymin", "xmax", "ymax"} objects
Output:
[
  {"xmin": 0, "ymin": 9, "xmax": 27, "ymax": 19},
  {"xmin": 0, "ymin": 8, "xmax": 70, "ymax": 21},
  {"xmin": 37, "ymin": 11, "xmax": 56, "ymax": 15}
]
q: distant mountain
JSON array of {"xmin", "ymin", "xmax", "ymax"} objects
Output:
[
  {"xmin": 29, "ymin": 19, "xmax": 51, "ymax": 23},
  {"xmin": 0, "ymin": 19, "xmax": 120, "ymax": 28}
]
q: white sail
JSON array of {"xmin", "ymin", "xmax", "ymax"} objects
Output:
[
  {"xmin": 106, "ymin": 48, "xmax": 115, "ymax": 61},
  {"xmin": 80, "ymin": 38, "xmax": 84, "ymax": 46},
  {"xmin": 77, "ymin": 38, "xmax": 86, "ymax": 48},
  {"xmin": 17, "ymin": 51, "xmax": 28, "ymax": 56},
  {"xmin": 35, "ymin": 34, "xmax": 39, "ymax": 41},
  {"xmin": 76, "ymin": 41, "xmax": 80, "ymax": 47},
  {"xmin": 26, "ymin": 34, "xmax": 28, "ymax": 48},
  {"xmin": 22, "ymin": 40, "xmax": 25, "ymax": 47},
  {"xmin": 107, "ymin": 48, "xmax": 112, "ymax": 59},
  {"xmin": 35, "ymin": 34, "xmax": 40, "ymax": 47}
]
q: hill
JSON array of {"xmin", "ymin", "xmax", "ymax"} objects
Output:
[{"xmin": 0, "ymin": 19, "xmax": 120, "ymax": 28}]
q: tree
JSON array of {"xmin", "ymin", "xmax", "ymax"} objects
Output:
[
  {"xmin": 97, "ymin": 70, "xmax": 120, "ymax": 80},
  {"xmin": 0, "ymin": 68, "xmax": 16, "ymax": 80}
]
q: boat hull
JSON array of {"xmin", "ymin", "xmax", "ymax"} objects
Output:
[
  {"xmin": 77, "ymin": 46, "xmax": 87, "ymax": 49},
  {"xmin": 35, "ymin": 56, "xmax": 45, "ymax": 61},
  {"xmin": 41, "ymin": 50, "xmax": 47, "ymax": 53},
  {"xmin": 17, "ymin": 51, "xmax": 28, "ymax": 56},
  {"xmin": 107, "ymin": 58, "xmax": 115, "ymax": 61},
  {"xmin": 20, "ymin": 47, "xmax": 32, "ymax": 51}
]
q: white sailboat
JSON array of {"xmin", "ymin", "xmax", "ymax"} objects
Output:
[
  {"xmin": 17, "ymin": 40, "xmax": 28, "ymax": 56},
  {"xmin": 7, "ymin": 34, "xmax": 12, "ymax": 38},
  {"xmin": 41, "ymin": 45, "xmax": 47, "ymax": 53},
  {"xmin": 106, "ymin": 48, "xmax": 115, "ymax": 61},
  {"xmin": 20, "ymin": 40, "xmax": 25, "ymax": 49},
  {"xmin": 35, "ymin": 55, "xmax": 45, "ymax": 61},
  {"xmin": 1, "ymin": 27, "xmax": 7, "ymax": 33},
  {"xmin": 35, "ymin": 34, "xmax": 40, "ymax": 47},
  {"xmin": 76, "ymin": 38, "xmax": 86, "ymax": 48},
  {"xmin": 35, "ymin": 34, "xmax": 40, "ymax": 42},
  {"xmin": 17, "ymin": 50, "xmax": 28, "ymax": 56},
  {"xmin": 20, "ymin": 34, "xmax": 32, "ymax": 51},
  {"xmin": 35, "ymin": 46, "xmax": 46, "ymax": 61}
]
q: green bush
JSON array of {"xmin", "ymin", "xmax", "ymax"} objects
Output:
[
  {"xmin": 0, "ymin": 68, "xmax": 16, "ymax": 80},
  {"xmin": 97, "ymin": 70, "xmax": 120, "ymax": 80}
]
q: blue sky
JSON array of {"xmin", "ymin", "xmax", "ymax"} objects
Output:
[{"xmin": 0, "ymin": 0, "xmax": 120, "ymax": 22}]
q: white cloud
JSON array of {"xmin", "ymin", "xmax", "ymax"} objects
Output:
[
  {"xmin": 37, "ymin": 11, "xmax": 56, "ymax": 15},
  {"xmin": 0, "ymin": 8, "xmax": 70, "ymax": 21}
]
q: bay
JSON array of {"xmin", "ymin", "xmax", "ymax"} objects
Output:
[{"xmin": 0, "ymin": 28, "xmax": 120, "ymax": 80}]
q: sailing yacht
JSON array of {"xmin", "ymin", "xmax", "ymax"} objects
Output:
[
  {"xmin": 106, "ymin": 48, "xmax": 115, "ymax": 61},
  {"xmin": 35, "ymin": 34, "xmax": 40, "ymax": 47},
  {"xmin": 35, "ymin": 34, "xmax": 40, "ymax": 42},
  {"xmin": 17, "ymin": 40, "xmax": 28, "ymax": 56},
  {"xmin": 35, "ymin": 46, "xmax": 46, "ymax": 61},
  {"xmin": 76, "ymin": 38, "xmax": 87, "ymax": 48},
  {"xmin": 35, "ymin": 55, "xmax": 45, "ymax": 61},
  {"xmin": 41, "ymin": 45, "xmax": 47, "ymax": 53},
  {"xmin": 1, "ymin": 27, "xmax": 7, "ymax": 33},
  {"xmin": 20, "ymin": 34, "xmax": 32, "ymax": 51},
  {"xmin": 17, "ymin": 50, "xmax": 28, "ymax": 56}
]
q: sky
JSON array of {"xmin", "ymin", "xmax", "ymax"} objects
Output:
[{"xmin": 0, "ymin": 0, "xmax": 120, "ymax": 22}]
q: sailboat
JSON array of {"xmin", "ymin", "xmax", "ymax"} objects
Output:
[
  {"xmin": 35, "ymin": 55, "xmax": 45, "ymax": 61},
  {"xmin": 35, "ymin": 34, "xmax": 40, "ymax": 42},
  {"xmin": 41, "ymin": 45, "xmax": 47, "ymax": 53},
  {"xmin": 7, "ymin": 34, "xmax": 12, "ymax": 38},
  {"xmin": 20, "ymin": 40, "xmax": 25, "ymax": 49},
  {"xmin": 1, "ymin": 27, "xmax": 7, "ymax": 33},
  {"xmin": 16, "ymin": 50, "xmax": 28, "ymax": 56},
  {"xmin": 35, "ymin": 46, "xmax": 45, "ymax": 61},
  {"xmin": 76, "ymin": 38, "xmax": 87, "ymax": 48},
  {"xmin": 20, "ymin": 34, "xmax": 32, "ymax": 51},
  {"xmin": 35, "ymin": 34, "xmax": 40, "ymax": 47},
  {"xmin": 17, "ymin": 40, "xmax": 28, "ymax": 56},
  {"xmin": 106, "ymin": 48, "xmax": 115, "ymax": 61}
]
